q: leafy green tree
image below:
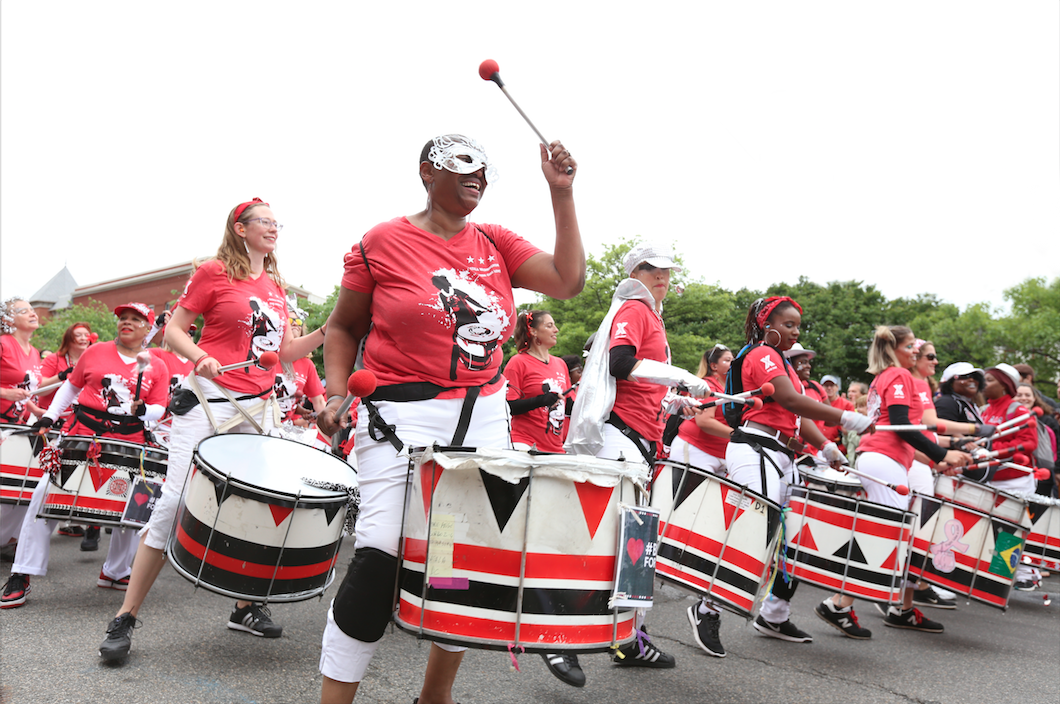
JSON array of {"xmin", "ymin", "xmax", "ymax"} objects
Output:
[
  {"xmin": 998, "ymin": 277, "xmax": 1060, "ymax": 389},
  {"xmin": 35, "ymin": 301, "xmax": 118, "ymax": 353}
]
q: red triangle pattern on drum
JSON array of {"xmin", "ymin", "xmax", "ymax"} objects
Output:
[
  {"xmin": 88, "ymin": 463, "xmax": 117, "ymax": 493},
  {"xmin": 793, "ymin": 523, "xmax": 817, "ymax": 551},
  {"xmin": 952, "ymin": 506, "xmax": 981, "ymax": 537},
  {"xmin": 269, "ymin": 504, "xmax": 293, "ymax": 526},
  {"xmin": 420, "ymin": 461, "xmax": 444, "ymax": 520},
  {"xmin": 880, "ymin": 547, "xmax": 899, "ymax": 571},
  {"xmin": 718, "ymin": 485, "xmax": 744, "ymax": 531},
  {"xmin": 576, "ymin": 483, "xmax": 614, "ymax": 540}
]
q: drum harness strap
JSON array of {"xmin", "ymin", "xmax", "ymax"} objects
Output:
[
  {"xmin": 186, "ymin": 373, "xmax": 280, "ymax": 435},
  {"xmin": 74, "ymin": 405, "xmax": 144, "ymax": 436},
  {"xmin": 605, "ymin": 412, "xmax": 658, "ymax": 467},
  {"xmin": 361, "ymin": 370, "xmax": 505, "ymax": 453},
  {"xmin": 729, "ymin": 426, "xmax": 797, "ymax": 500}
]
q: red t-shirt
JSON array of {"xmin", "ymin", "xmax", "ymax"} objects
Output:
[
  {"xmin": 65, "ymin": 341, "xmax": 170, "ymax": 442},
  {"xmin": 0, "ymin": 334, "xmax": 42, "ymax": 424},
  {"xmin": 912, "ymin": 377, "xmax": 936, "ymax": 443},
  {"xmin": 740, "ymin": 345, "xmax": 801, "ymax": 437},
  {"xmin": 676, "ymin": 375, "xmax": 729, "ymax": 457},
  {"xmin": 38, "ymin": 351, "xmax": 76, "ymax": 418},
  {"xmin": 610, "ymin": 299, "xmax": 670, "ymax": 443},
  {"xmin": 275, "ymin": 357, "xmax": 325, "ymax": 421},
  {"xmin": 801, "ymin": 380, "xmax": 828, "ymax": 437},
  {"xmin": 149, "ymin": 348, "xmax": 193, "ymax": 406},
  {"xmin": 859, "ymin": 366, "xmax": 920, "ymax": 468},
  {"xmin": 982, "ymin": 395, "xmax": 1038, "ymax": 480},
  {"xmin": 177, "ymin": 259, "xmax": 289, "ymax": 395},
  {"xmin": 504, "ymin": 351, "xmax": 571, "ymax": 453},
  {"xmin": 342, "ymin": 217, "xmax": 540, "ymax": 396},
  {"xmin": 821, "ymin": 393, "xmax": 855, "ymax": 445}
]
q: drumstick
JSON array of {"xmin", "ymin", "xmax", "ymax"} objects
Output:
[
  {"xmin": 211, "ymin": 351, "xmax": 280, "ymax": 375},
  {"xmin": 133, "ymin": 351, "xmax": 151, "ymax": 402},
  {"xmin": 32, "ymin": 381, "xmax": 63, "ymax": 397},
  {"xmin": 838, "ymin": 465, "xmax": 910, "ymax": 495},
  {"xmin": 996, "ymin": 408, "xmax": 1043, "ymax": 431},
  {"xmin": 972, "ymin": 443, "xmax": 1026, "ymax": 462},
  {"xmin": 330, "ymin": 370, "xmax": 378, "ymax": 454},
  {"xmin": 984, "ymin": 423, "xmax": 1029, "ymax": 443},
  {"xmin": 967, "ymin": 451, "xmax": 1030, "ymax": 472},
  {"xmin": 872, "ymin": 421, "xmax": 948, "ymax": 433},
  {"xmin": 696, "ymin": 382, "xmax": 774, "ymax": 410}
]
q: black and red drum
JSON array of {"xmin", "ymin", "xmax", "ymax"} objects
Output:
[
  {"xmin": 39, "ymin": 436, "xmax": 168, "ymax": 527},
  {"xmin": 0, "ymin": 424, "xmax": 58, "ymax": 505},
  {"xmin": 167, "ymin": 434, "xmax": 357, "ymax": 603},
  {"xmin": 396, "ymin": 447, "xmax": 641, "ymax": 653},
  {"xmin": 650, "ymin": 459, "xmax": 782, "ymax": 619}
]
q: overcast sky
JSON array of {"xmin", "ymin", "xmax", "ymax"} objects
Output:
[{"xmin": 3, "ymin": 2, "xmax": 1057, "ymax": 317}]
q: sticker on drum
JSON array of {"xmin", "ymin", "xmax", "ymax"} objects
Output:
[
  {"xmin": 0, "ymin": 424, "xmax": 56, "ymax": 505},
  {"xmin": 800, "ymin": 466, "xmax": 864, "ymax": 498},
  {"xmin": 39, "ymin": 436, "xmax": 168, "ymax": 527},
  {"xmin": 649, "ymin": 459, "xmax": 782, "ymax": 620},
  {"xmin": 784, "ymin": 486, "xmax": 915, "ymax": 605},
  {"xmin": 934, "ymin": 474, "xmax": 1030, "ymax": 528},
  {"xmin": 167, "ymin": 433, "xmax": 357, "ymax": 603},
  {"xmin": 396, "ymin": 447, "xmax": 643, "ymax": 653},
  {"xmin": 908, "ymin": 494, "xmax": 1028, "ymax": 610}
]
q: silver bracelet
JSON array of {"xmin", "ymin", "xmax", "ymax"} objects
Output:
[{"xmin": 327, "ymin": 395, "xmax": 344, "ymax": 405}]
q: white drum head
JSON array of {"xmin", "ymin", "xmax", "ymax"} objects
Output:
[{"xmin": 195, "ymin": 434, "xmax": 356, "ymax": 497}]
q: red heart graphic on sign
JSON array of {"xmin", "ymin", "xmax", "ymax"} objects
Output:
[
  {"xmin": 134, "ymin": 493, "xmax": 148, "ymax": 506},
  {"xmin": 626, "ymin": 538, "xmax": 644, "ymax": 565}
]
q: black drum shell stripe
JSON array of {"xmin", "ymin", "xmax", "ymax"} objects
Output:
[
  {"xmin": 177, "ymin": 504, "xmax": 342, "ymax": 566},
  {"xmin": 908, "ymin": 551, "xmax": 1011, "ymax": 600},
  {"xmin": 657, "ymin": 542, "xmax": 760, "ymax": 597},
  {"xmin": 791, "ymin": 487, "xmax": 915, "ymax": 525},
  {"xmin": 191, "ymin": 462, "xmax": 345, "ymax": 510},
  {"xmin": 399, "ymin": 567, "xmax": 616, "ymax": 617},
  {"xmin": 784, "ymin": 545, "xmax": 904, "ymax": 588},
  {"xmin": 169, "ymin": 538, "xmax": 334, "ymax": 598}
]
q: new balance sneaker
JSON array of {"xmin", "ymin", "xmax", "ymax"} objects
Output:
[
  {"xmin": 612, "ymin": 628, "xmax": 676, "ymax": 668},
  {"xmin": 99, "ymin": 612, "xmax": 139, "ymax": 661},
  {"xmin": 97, "ymin": 570, "xmax": 130, "ymax": 591},
  {"xmin": 687, "ymin": 604, "xmax": 726, "ymax": 657},
  {"xmin": 81, "ymin": 526, "xmax": 100, "ymax": 552},
  {"xmin": 883, "ymin": 607, "xmax": 944, "ymax": 633},
  {"xmin": 753, "ymin": 615, "xmax": 813, "ymax": 643},
  {"xmin": 58, "ymin": 524, "xmax": 84, "ymax": 537},
  {"xmin": 227, "ymin": 603, "xmax": 283, "ymax": 638},
  {"xmin": 0, "ymin": 573, "xmax": 29, "ymax": 608},
  {"xmin": 913, "ymin": 585, "xmax": 957, "ymax": 609},
  {"xmin": 540, "ymin": 652, "xmax": 586, "ymax": 687},
  {"xmin": 815, "ymin": 599, "xmax": 872, "ymax": 639}
]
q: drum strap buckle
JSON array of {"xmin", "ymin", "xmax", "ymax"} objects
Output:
[{"xmin": 364, "ymin": 399, "xmax": 404, "ymax": 452}]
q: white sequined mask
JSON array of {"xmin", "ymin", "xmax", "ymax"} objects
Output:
[{"xmin": 428, "ymin": 135, "xmax": 498, "ymax": 184}]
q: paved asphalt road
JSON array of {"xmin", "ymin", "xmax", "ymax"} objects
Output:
[{"xmin": 1, "ymin": 530, "xmax": 1058, "ymax": 704}]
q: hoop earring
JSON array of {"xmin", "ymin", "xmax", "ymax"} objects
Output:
[{"xmin": 765, "ymin": 329, "xmax": 782, "ymax": 347}]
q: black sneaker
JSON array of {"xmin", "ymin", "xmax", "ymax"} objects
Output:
[
  {"xmin": 540, "ymin": 652, "xmax": 586, "ymax": 687},
  {"xmin": 883, "ymin": 607, "xmax": 944, "ymax": 633},
  {"xmin": 1014, "ymin": 580, "xmax": 1037, "ymax": 592},
  {"xmin": 81, "ymin": 526, "xmax": 100, "ymax": 552},
  {"xmin": 0, "ymin": 573, "xmax": 30, "ymax": 608},
  {"xmin": 814, "ymin": 599, "xmax": 872, "ymax": 639},
  {"xmin": 99, "ymin": 612, "xmax": 139, "ymax": 661},
  {"xmin": 687, "ymin": 604, "xmax": 726, "ymax": 657},
  {"xmin": 58, "ymin": 524, "xmax": 84, "ymax": 537},
  {"xmin": 612, "ymin": 628, "xmax": 676, "ymax": 668},
  {"xmin": 227, "ymin": 603, "xmax": 282, "ymax": 638},
  {"xmin": 912, "ymin": 586, "xmax": 956, "ymax": 609},
  {"xmin": 753, "ymin": 615, "xmax": 813, "ymax": 643}
]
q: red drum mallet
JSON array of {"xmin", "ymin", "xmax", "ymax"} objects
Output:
[
  {"xmin": 330, "ymin": 370, "xmax": 378, "ymax": 453},
  {"xmin": 478, "ymin": 59, "xmax": 574, "ymax": 175},
  {"xmin": 211, "ymin": 351, "xmax": 279, "ymax": 375}
]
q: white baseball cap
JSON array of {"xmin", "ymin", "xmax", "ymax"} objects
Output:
[{"xmin": 623, "ymin": 244, "xmax": 683, "ymax": 276}]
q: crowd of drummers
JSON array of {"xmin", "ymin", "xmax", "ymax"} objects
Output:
[{"xmin": 2, "ymin": 134, "xmax": 1058, "ymax": 704}]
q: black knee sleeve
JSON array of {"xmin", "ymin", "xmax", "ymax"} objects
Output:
[
  {"xmin": 332, "ymin": 547, "xmax": 399, "ymax": 643},
  {"xmin": 771, "ymin": 574, "xmax": 799, "ymax": 602}
]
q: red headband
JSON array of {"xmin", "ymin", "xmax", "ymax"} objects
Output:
[
  {"xmin": 756, "ymin": 296, "xmax": 803, "ymax": 329},
  {"xmin": 233, "ymin": 197, "xmax": 268, "ymax": 223}
]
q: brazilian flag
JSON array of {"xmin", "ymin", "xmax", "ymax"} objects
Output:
[{"xmin": 989, "ymin": 530, "xmax": 1024, "ymax": 577}]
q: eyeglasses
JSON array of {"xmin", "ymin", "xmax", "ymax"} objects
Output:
[
  {"xmin": 923, "ymin": 353, "xmax": 937, "ymax": 361},
  {"xmin": 246, "ymin": 217, "xmax": 284, "ymax": 232}
]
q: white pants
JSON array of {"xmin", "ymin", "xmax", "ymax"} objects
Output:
[
  {"xmin": 320, "ymin": 391, "xmax": 510, "ymax": 684},
  {"xmin": 11, "ymin": 471, "xmax": 138, "ymax": 578},
  {"xmin": 726, "ymin": 429, "xmax": 799, "ymax": 623},
  {"xmin": 140, "ymin": 378, "xmax": 276, "ymax": 551},
  {"xmin": 669, "ymin": 437, "xmax": 726, "ymax": 476},
  {"xmin": 0, "ymin": 504, "xmax": 28, "ymax": 546},
  {"xmin": 908, "ymin": 460, "xmax": 934, "ymax": 496},
  {"xmin": 856, "ymin": 452, "xmax": 910, "ymax": 510}
]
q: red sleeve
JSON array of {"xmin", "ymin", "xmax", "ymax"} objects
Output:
[
  {"xmin": 177, "ymin": 260, "xmax": 220, "ymax": 315},
  {"xmin": 341, "ymin": 238, "xmax": 375, "ymax": 294},
  {"xmin": 68, "ymin": 344, "xmax": 102, "ymax": 389},
  {"xmin": 142, "ymin": 363, "xmax": 169, "ymax": 407},
  {"xmin": 879, "ymin": 368, "xmax": 912, "ymax": 410},
  {"xmin": 610, "ymin": 302, "xmax": 650, "ymax": 351},
  {"xmin": 40, "ymin": 353, "xmax": 63, "ymax": 378},
  {"xmin": 993, "ymin": 406, "xmax": 1038, "ymax": 455},
  {"xmin": 504, "ymin": 354, "xmax": 526, "ymax": 400},
  {"xmin": 743, "ymin": 346, "xmax": 791, "ymax": 386},
  {"xmin": 480, "ymin": 223, "xmax": 543, "ymax": 276}
]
